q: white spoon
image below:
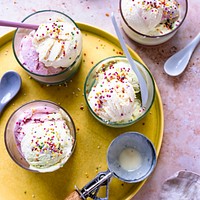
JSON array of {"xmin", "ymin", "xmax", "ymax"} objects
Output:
[
  {"xmin": 111, "ymin": 13, "xmax": 148, "ymax": 107},
  {"xmin": 164, "ymin": 33, "xmax": 200, "ymax": 76}
]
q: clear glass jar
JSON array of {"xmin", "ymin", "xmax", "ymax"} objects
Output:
[{"xmin": 13, "ymin": 10, "xmax": 82, "ymax": 84}]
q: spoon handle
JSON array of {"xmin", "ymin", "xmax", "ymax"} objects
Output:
[
  {"xmin": 185, "ymin": 32, "xmax": 200, "ymax": 54},
  {"xmin": 0, "ymin": 20, "xmax": 38, "ymax": 30},
  {"xmin": 111, "ymin": 12, "xmax": 148, "ymax": 107}
]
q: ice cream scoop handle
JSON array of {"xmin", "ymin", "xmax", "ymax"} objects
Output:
[
  {"xmin": 64, "ymin": 191, "xmax": 82, "ymax": 200},
  {"xmin": 0, "ymin": 20, "xmax": 38, "ymax": 29}
]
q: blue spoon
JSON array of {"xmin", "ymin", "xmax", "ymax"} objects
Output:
[{"xmin": 0, "ymin": 71, "xmax": 21, "ymax": 115}]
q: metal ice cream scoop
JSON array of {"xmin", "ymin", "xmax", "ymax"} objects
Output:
[{"xmin": 64, "ymin": 132, "xmax": 157, "ymax": 200}]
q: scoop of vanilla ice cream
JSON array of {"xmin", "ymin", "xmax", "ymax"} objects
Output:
[
  {"xmin": 121, "ymin": 0, "xmax": 180, "ymax": 35},
  {"xmin": 17, "ymin": 110, "xmax": 74, "ymax": 171},
  {"xmin": 88, "ymin": 79, "xmax": 136, "ymax": 122},
  {"xmin": 97, "ymin": 61, "xmax": 140, "ymax": 93},
  {"xmin": 33, "ymin": 21, "xmax": 82, "ymax": 68},
  {"xmin": 88, "ymin": 59, "xmax": 142, "ymax": 123},
  {"xmin": 122, "ymin": 0, "xmax": 163, "ymax": 34}
]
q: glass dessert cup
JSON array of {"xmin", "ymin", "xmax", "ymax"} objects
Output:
[
  {"xmin": 4, "ymin": 100, "xmax": 76, "ymax": 173},
  {"xmin": 84, "ymin": 56, "xmax": 155, "ymax": 128},
  {"xmin": 119, "ymin": 0, "xmax": 188, "ymax": 46},
  {"xmin": 13, "ymin": 10, "xmax": 82, "ymax": 85}
]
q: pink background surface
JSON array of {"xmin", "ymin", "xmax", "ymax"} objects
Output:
[{"xmin": 0, "ymin": 0, "xmax": 200, "ymax": 199}]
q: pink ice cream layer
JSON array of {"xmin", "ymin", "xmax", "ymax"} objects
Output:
[
  {"xmin": 20, "ymin": 35, "xmax": 64, "ymax": 75},
  {"xmin": 14, "ymin": 106, "xmax": 62, "ymax": 153}
]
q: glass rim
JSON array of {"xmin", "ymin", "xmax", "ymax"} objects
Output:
[
  {"xmin": 119, "ymin": 0, "xmax": 188, "ymax": 39},
  {"xmin": 84, "ymin": 56, "xmax": 156, "ymax": 127},
  {"xmin": 12, "ymin": 9, "xmax": 82, "ymax": 78}
]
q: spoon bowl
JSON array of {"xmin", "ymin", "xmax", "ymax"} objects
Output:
[
  {"xmin": 0, "ymin": 71, "xmax": 22, "ymax": 114},
  {"xmin": 164, "ymin": 33, "xmax": 200, "ymax": 76}
]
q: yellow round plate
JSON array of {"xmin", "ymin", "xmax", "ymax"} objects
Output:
[{"xmin": 0, "ymin": 23, "xmax": 164, "ymax": 200}]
